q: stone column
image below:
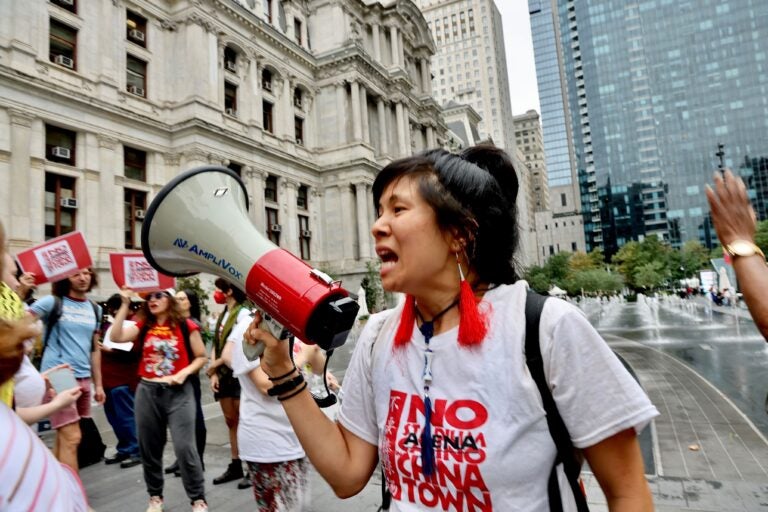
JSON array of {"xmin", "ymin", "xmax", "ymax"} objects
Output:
[
  {"xmin": 301, "ymin": 21, "xmax": 308, "ymax": 49},
  {"xmin": 248, "ymin": 56, "xmax": 262, "ymax": 126},
  {"xmin": 97, "ymin": 136, "xmax": 121, "ymax": 249},
  {"xmin": 420, "ymin": 58, "xmax": 431, "ymax": 94},
  {"xmin": 283, "ymin": 179, "xmax": 299, "ymax": 254},
  {"xmin": 336, "ymin": 82, "xmax": 347, "ymax": 145},
  {"xmin": 360, "ymin": 86, "xmax": 370, "ymax": 144},
  {"xmin": 377, "ymin": 98, "xmax": 388, "ymax": 155},
  {"xmin": 403, "ymin": 104, "xmax": 411, "ymax": 153},
  {"xmin": 286, "ymin": 12, "xmax": 295, "ymax": 39},
  {"xmin": 339, "ymin": 185, "xmax": 355, "ymax": 260},
  {"xmin": 283, "ymin": 76, "xmax": 293, "ymax": 140},
  {"xmin": 8, "ymin": 110, "xmax": 33, "ymax": 239},
  {"xmin": 271, "ymin": 0, "xmax": 280, "ymax": 29},
  {"xmin": 397, "ymin": 30, "xmax": 405, "ymax": 68},
  {"xmin": 372, "ymin": 24, "xmax": 381, "ymax": 61},
  {"xmin": 395, "ymin": 102, "xmax": 406, "ymax": 156},
  {"xmin": 354, "ymin": 183, "xmax": 371, "ymax": 260},
  {"xmin": 247, "ymin": 169, "xmax": 266, "ymax": 228},
  {"xmin": 350, "ymin": 81, "xmax": 362, "ymax": 141},
  {"xmin": 426, "ymin": 125, "xmax": 436, "ymax": 148},
  {"xmin": 389, "ymin": 26, "xmax": 399, "ymax": 67},
  {"xmin": 217, "ymin": 41, "xmax": 226, "ymax": 107}
]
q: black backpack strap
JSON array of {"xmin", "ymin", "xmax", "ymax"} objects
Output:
[
  {"xmin": 89, "ymin": 300, "xmax": 102, "ymax": 352},
  {"xmin": 525, "ymin": 290, "xmax": 589, "ymax": 512},
  {"xmin": 43, "ymin": 296, "xmax": 64, "ymax": 357}
]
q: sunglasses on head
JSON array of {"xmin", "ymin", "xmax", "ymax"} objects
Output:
[{"xmin": 147, "ymin": 292, "xmax": 169, "ymax": 301}]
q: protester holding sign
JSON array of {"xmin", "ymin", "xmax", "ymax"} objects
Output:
[
  {"xmin": 110, "ymin": 287, "xmax": 209, "ymax": 512},
  {"xmin": 29, "ymin": 267, "xmax": 105, "ymax": 473}
]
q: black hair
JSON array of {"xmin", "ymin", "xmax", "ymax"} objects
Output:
[
  {"xmin": 372, "ymin": 145, "xmax": 519, "ymax": 285},
  {"xmin": 180, "ymin": 288, "xmax": 202, "ymax": 322},
  {"xmin": 106, "ymin": 293, "xmax": 123, "ymax": 315},
  {"xmin": 214, "ymin": 277, "xmax": 247, "ymax": 304},
  {"xmin": 51, "ymin": 267, "xmax": 98, "ymax": 297}
]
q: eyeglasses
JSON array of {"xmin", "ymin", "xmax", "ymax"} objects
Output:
[{"xmin": 147, "ymin": 292, "xmax": 169, "ymax": 301}]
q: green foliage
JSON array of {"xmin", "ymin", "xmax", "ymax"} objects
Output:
[
  {"xmin": 564, "ymin": 268, "xmax": 624, "ymax": 296},
  {"xmin": 613, "ymin": 237, "xmax": 675, "ymax": 290},
  {"xmin": 360, "ymin": 261, "xmax": 385, "ymax": 313},
  {"xmin": 754, "ymin": 220, "xmax": 768, "ymax": 256}
]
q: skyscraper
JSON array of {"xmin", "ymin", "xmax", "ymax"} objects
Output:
[
  {"xmin": 415, "ymin": 0, "xmax": 516, "ymax": 153},
  {"xmin": 530, "ymin": 0, "xmax": 768, "ymax": 257}
]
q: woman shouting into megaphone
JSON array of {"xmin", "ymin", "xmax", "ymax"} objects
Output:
[{"xmin": 245, "ymin": 146, "xmax": 658, "ymax": 512}]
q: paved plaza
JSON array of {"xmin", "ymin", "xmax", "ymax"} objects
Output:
[{"xmin": 77, "ymin": 297, "xmax": 768, "ymax": 511}]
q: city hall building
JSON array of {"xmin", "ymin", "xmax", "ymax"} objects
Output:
[{"xmin": 0, "ymin": 0, "xmax": 448, "ymax": 294}]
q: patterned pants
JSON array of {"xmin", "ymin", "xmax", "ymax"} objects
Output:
[{"xmin": 245, "ymin": 458, "xmax": 309, "ymax": 512}]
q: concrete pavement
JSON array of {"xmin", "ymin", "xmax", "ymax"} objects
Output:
[{"xmin": 76, "ymin": 335, "xmax": 768, "ymax": 511}]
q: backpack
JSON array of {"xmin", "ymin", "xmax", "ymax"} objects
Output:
[
  {"xmin": 372, "ymin": 290, "xmax": 589, "ymax": 512},
  {"xmin": 77, "ymin": 417, "xmax": 106, "ymax": 468}
]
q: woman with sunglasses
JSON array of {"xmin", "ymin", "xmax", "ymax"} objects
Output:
[{"xmin": 111, "ymin": 287, "xmax": 209, "ymax": 512}]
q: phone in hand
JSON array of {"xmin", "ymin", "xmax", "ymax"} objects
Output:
[{"xmin": 47, "ymin": 367, "xmax": 78, "ymax": 394}]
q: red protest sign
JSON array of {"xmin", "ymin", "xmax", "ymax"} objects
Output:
[
  {"xmin": 16, "ymin": 231, "xmax": 93, "ymax": 285},
  {"xmin": 109, "ymin": 253, "xmax": 175, "ymax": 292}
]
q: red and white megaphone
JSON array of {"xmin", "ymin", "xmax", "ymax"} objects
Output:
[{"xmin": 141, "ymin": 166, "xmax": 359, "ymax": 351}]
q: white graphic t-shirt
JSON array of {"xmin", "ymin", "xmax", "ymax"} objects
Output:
[{"xmin": 339, "ymin": 281, "xmax": 659, "ymax": 512}]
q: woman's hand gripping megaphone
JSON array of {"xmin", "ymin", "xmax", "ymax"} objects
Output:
[{"xmin": 244, "ymin": 310, "xmax": 295, "ymax": 379}]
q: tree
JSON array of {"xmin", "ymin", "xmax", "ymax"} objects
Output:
[
  {"xmin": 754, "ymin": 220, "xmax": 768, "ymax": 256},
  {"xmin": 565, "ymin": 268, "xmax": 624, "ymax": 295},
  {"xmin": 524, "ymin": 265, "xmax": 551, "ymax": 294},
  {"xmin": 360, "ymin": 261, "xmax": 385, "ymax": 314},
  {"xmin": 568, "ymin": 251, "xmax": 598, "ymax": 273},
  {"xmin": 634, "ymin": 262, "xmax": 666, "ymax": 291}
]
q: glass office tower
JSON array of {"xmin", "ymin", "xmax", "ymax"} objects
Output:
[{"xmin": 532, "ymin": 0, "xmax": 768, "ymax": 256}]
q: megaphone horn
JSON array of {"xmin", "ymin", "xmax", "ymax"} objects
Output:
[{"xmin": 141, "ymin": 166, "xmax": 359, "ymax": 350}]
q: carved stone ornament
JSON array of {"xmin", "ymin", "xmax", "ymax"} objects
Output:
[
  {"xmin": 160, "ymin": 19, "xmax": 178, "ymax": 31},
  {"xmin": 9, "ymin": 110, "xmax": 34, "ymax": 128},
  {"xmin": 186, "ymin": 12, "xmax": 216, "ymax": 33},
  {"xmin": 163, "ymin": 153, "xmax": 182, "ymax": 166},
  {"xmin": 97, "ymin": 135, "xmax": 119, "ymax": 149}
]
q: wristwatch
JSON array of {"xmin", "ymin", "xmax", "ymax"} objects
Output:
[{"xmin": 725, "ymin": 240, "xmax": 765, "ymax": 259}]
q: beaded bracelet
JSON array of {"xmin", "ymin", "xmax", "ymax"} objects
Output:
[
  {"xmin": 268, "ymin": 366, "xmax": 298, "ymax": 382},
  {"xmin": 278, "ymin": 382, "xmax": 307, "ymax": 402},
  {"xmin": 267, "ymin": 374, "xmax": 305, "ymax": 397}
]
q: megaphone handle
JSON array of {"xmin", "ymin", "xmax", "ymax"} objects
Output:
[{"xmin": 242, "ymin": 315, "xmax": 287, "ymax": 362}]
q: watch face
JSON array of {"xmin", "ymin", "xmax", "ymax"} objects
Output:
[{"xmin": 730, "ymin": 240, "xmax": 756, "ymax": 256}]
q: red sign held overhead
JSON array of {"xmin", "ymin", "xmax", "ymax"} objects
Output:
[
  {"xmin": 109, "ymin": 253, "xmax": 175, "ymax": 292},
  {"xmin": 16, "ymin": 231, "xmax": 93, "ymax": 285}
]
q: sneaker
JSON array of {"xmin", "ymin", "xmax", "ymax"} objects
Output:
[
  {"xmin": 237, "ymin": 473, "xmax": 251, "ymax": 490},
  {"xmin": 120, "ymin": 455, "xmax": 142, "ymax": 469},
  {"xmin": 104, "ymin": 453, "xmax": 130, "ymax": 465},
  {"xmin": 146, "ymin": 496, "xmax": 163, "ymax": 512},
  {"xmin": 191, "ymin": 499, "xmax": 208, "ymax": 511},
  {"xmin": 212, "ymin": 462, "xmax": 243, "ymax": 485}
]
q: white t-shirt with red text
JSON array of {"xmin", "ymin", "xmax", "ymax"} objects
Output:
[
  {"xmin": 0, "ymin": 402, "xmax": 89, "ymax": 511},
  {"xmin": 339, "ymin": 281, "xmax": 658, "ymax": 512}
]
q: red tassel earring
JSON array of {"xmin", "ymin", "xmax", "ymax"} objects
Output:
[
  {"xmin": 394, "ymin": 294, "xmax": 417, "ymax": 348},
  {"xmin": 456, "ymin": 254, "xmax": 488, "ymax": 347}
]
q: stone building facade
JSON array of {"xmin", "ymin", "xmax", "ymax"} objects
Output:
[{"xmin": 0, "ymin": 0, "xmax": 447, "ymax": 295}]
